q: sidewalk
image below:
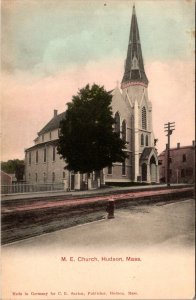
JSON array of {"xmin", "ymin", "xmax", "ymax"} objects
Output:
[
  {"xmin": 2, "ymin": 186, "xmax": 194, "ymax": 214},
  {"xmin": 2, "ymin": 186, "xmax": 194, "ymax": 245},
  {"xmin": 1, "ymin": 183, "xmax": 192, "ymax": 201}
]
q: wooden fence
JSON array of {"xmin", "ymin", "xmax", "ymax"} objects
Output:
[{"xmin": 1, "ymin": 183, "xmax": 64, "ymax": 195}]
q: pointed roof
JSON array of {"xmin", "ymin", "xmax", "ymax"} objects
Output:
[
  {"xmin": 140, "ymin": 147, "xmax": 154, "ymax": 161},
  {"xmin": 121, "ymin": 5, "xmax": 148, "ymax": 88}
]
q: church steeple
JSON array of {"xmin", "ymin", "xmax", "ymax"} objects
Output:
[{"xmin": 121, "ymin": 5, "xmax": 148, "ymax": 88}]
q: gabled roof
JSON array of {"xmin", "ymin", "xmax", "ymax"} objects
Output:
[
  {"xmin": 140, "ymin": 147, "xmax": 154, "ymax": 161},
  {"xmin": 1, "ymin": 170, "xmax": 12, "ymax": 178},
  {"xmin": 38, "ymin": 112, "xmax": 66, "ymax": 135}
]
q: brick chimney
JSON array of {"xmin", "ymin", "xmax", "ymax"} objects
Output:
[
  {"xmin": 192, "ymin": 140, "xmax": 195, "ymax": 146},
  {"xmin": 54, "ymin": 109, "xmax": 58, "ymax": 118},
  {"xmin": 177, "ymin": 143, "xmax": 180, "ymax": 149}
]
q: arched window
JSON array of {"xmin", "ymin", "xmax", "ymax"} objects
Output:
[
  {"xmin": 142, "ymin": 107, "xmax": 147, "ymax": 130},
  {"xmin": 28, "ymin": 152, "xmax": 31, "ymax": 165},
  {"xmin": 52, "ymin": 146, "xmax": 56, "ymax": 161},
  {"xmin": 52, "ymin": 172, "xmax": 55, "ymax": 183},
  {"xmin": 36, "ymin": 150, "xmax": 38, "ymax": 163},
  {"xmin": 146, "ymin": 135, "xmax": 148, "ymax": 146},
  {"xmin": 122, "ymin": 160, "xmax": 126, "ymax": 176},
  {"xmin": 141, "ymin": 134, "xmax": 144, "ymax": 146},
  {"xmin": 130, "ymin": 115, "xmax": 134, "ymax": 151},
  {"xmin": 114, "ymin": 112, "xmax": 120, "ymax": 136},
  {"xmin": 43, "ymin": 148, "xmax": 47, "ymax": 162},
  {"xmin": 122, "ymin": 120, "xmax": 126, "ymax": 142}
]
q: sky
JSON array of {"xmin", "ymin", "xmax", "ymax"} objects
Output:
[{"xmin": 1, "ymin": 0, "xmax": 195, "ymax": 161}]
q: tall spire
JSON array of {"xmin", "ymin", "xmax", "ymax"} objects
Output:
[{"xmin": 121, "ymin": 5, "xmax": 148, "ymax": 88}]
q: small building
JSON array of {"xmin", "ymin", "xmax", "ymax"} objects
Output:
[
  {"xmin": 158, "ymin": 142, "xmax": 195, "ymax": 184},
  {"xmin": 1, "ymin": 171, "xmax": 12, "ymax": 185}
]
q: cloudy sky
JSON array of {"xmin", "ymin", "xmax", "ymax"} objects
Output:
[{"xmin": 1, "ymin": 0, "xmax": 195, "ymax": 161}]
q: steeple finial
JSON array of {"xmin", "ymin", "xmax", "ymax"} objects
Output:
[
  {"xmin": 121, "ymin": 5, "xmax": 148, "ymax": 88},
  {"xmin": 133, "ymin": 3, "xmax": 136, "ymax": 15}
]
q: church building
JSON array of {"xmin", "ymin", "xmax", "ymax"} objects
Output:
[{"xmin": 25, "ymin": 5, "xmax": 159, "ymax": 190}]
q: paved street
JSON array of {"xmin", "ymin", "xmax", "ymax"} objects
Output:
[
  {"xmin": 4, "ymin": 198, "xmax": 194, "ymax": 250},
  {"xmin": 1, "ymin": 186, "xmax": 193, "ymax": 244},
  {"xmin": 2, "ymin": 198, "xmax": 195, "ymax": 300}
]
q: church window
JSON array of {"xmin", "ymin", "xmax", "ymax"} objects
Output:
[
  {"xmin": 130, "ymin": 152, "xmax": 133, "ymax": 166},
  {"xmin": 122, "ymin": 120, "xmax": 126, "ymax": 142},
  {"xmin": 43, "ymin": 148, "xmax": 47, "ymax": 162},
  {"xmin": 36, "ymin": 150, "xmax": 38, "ymax": 163},
  {"xmin": 52, "ymin": 146, "xmax": 56, "ymax": 161},
  {"xmin": 142, "ymin": 107, "xmax": 147, "ymax": 130},
  {"xmin": 35, "ymin": 173, "xmax": 38, "ymax": 183},
  {"xmin": 29, "ymin": 152, "xmax": 31, "ymax": 165},
  {"xmin": 108, "ymin": 166, "xmax": 112, "ymax": 175},
  {"xmin": 181, "ymin": 169, "xmax": 185, "ymax": 177},
  {"xmin": 182, "ymin": 154, "xmax": 186, "ymax": 162},
  {"xmin": 146, "ymin": 135, "xmax": 148, "ymax": 146},
  {"xmin": 141, "ymin": 134, "xmax": 144, "ymax": 146},
  {"xmin": 49, "ymin": 132, "xmax": 52, "ymax": 140},
  {"xmin": 131, "ymin": 54, "xmax": 139, "ymax": 70},
  {"xmin": 122, "ymin": 160, "xmax": 126, "ymax": 176},
  {"xmin": 63, "ymin": 171, "xmax": 66, "ymax": 179},
  {"xmin": 114, "ymin": 112, "xmax": 120, "ymax": 137},
  {"xmin": 52, "ymin": 172, "xmax": 55, "ymax": 183}
]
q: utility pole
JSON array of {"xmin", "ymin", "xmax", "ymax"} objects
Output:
[{"xmin": 164, "ymin": 122, "xmax": 175, "ymax": 187}]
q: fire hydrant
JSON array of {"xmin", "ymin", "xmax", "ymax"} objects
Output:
[{"xmin": 106, "ymin": 197, "xmax": 115, "ymax": 219}]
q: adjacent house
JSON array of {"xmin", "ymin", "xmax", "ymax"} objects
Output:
[
  {"xmin": 158, "ymin": 142, "xmax": 195, "ymax": 184},
  {"xmin": 1, "ymin": 171, "xmax": 12, "ymax": 186}
]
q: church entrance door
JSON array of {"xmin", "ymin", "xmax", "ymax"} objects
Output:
[
  {"xmin": 150, "ymin": 156, "xmax": 156, "ymax": 183},
  {"xmin": 141, "ymin": 163, "xmax": 147, "ymax": 181}
]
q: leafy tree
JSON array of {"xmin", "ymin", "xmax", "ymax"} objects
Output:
[
  {"xmin": 57, "ymin": 84, "xmax": 128, "ymax": 176},
  {"xmin": 1, "ymin": 159, "xmax": 25, "ymax": 182},
  {"xmin": 15, "ymin": 163, "xmax": 25, "ymax": 182}
]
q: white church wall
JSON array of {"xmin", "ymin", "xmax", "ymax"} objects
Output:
[{"xmin": 25, "ymin": 144, "xmax": 67, "ymax": 184}]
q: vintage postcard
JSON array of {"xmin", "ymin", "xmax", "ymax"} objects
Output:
[{"xmin": 1, "ymin": 0, "xmax": 195, "ymax": 299}]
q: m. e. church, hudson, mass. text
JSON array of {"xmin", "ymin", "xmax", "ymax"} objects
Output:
[{"xmin": 61, "ymin": 256, "xmax": 142, "ymax": 262}]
